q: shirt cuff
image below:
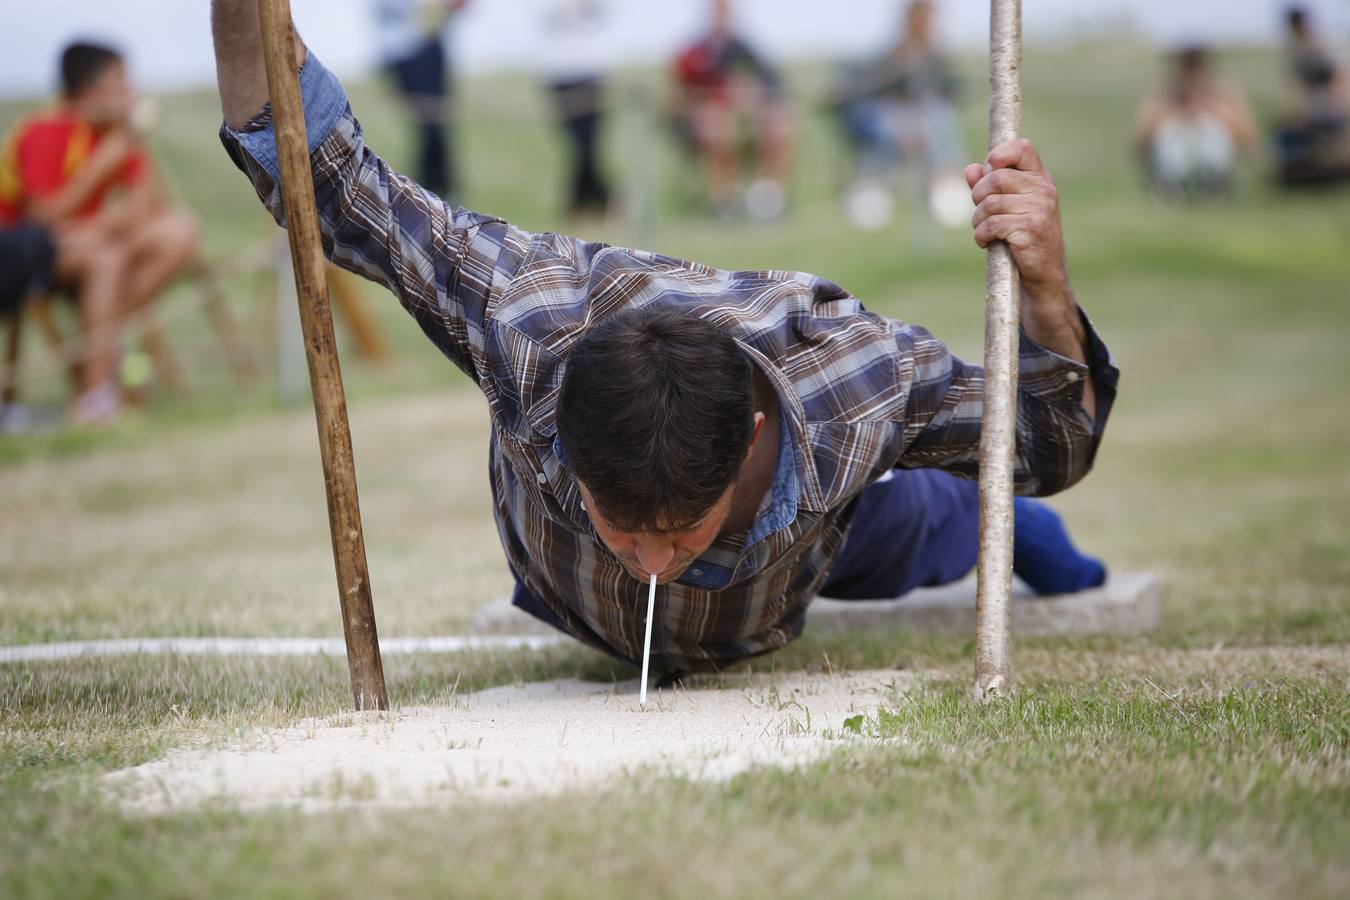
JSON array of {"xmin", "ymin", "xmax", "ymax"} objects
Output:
[
  {"xmin": 219, "ymin": 50, "xmax": 349, "ymax": 185},
  {"xmin": 1017, "ymin": 306, "xmax": 1120, "ymax": 412}
]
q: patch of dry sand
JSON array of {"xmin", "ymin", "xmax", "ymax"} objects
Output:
[{"xmin": 105, "ymin": 670, "xmax": 914, "ymax": 813}]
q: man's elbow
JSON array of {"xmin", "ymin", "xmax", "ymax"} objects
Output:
[{"xmin": 1017, "ymin": 440, "xmax": 1098, "ymax": 498}]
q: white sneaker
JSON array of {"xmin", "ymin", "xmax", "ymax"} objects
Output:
[
  {"xmin": 744, "ymin": 178, "xmax": 787, "ymax": 222},
  {"xmin": 845, "ymin": 180, "xmax": 896, "ymax": 231},
  {"xmin": 70, "ymin": 383, "xmax": 121, "ymax": 427}
]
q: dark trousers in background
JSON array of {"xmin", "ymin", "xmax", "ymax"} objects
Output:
[
  {"xmin": 0, "ymin": 225, "xmax": 55, "ymax": 317},
  {"xmin": 550, "ymin": 78, "xmax": 610, "ymax": 216},
  {"xmin": 388, "ymin": 38, "xmax": 455, "ymax": 202}
]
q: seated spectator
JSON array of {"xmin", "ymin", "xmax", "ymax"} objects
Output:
[
  {"xmin": 1274, "ymin": 5, "xmax": 1350, "ymax": 186},
  {"xmin": 672, "ymin": 0, "xmax": 792, "ymax": 221},
  {"xmin": 1134, "ymin": 46, "xmax": 1257, "ymax": 198},
  {"xmin": 830, "ymin": 0, "xmax": 971, "ymax": 228},
  {"xmin": 0, "ymin": 41, "xmax": 201, "ymax": 424}
]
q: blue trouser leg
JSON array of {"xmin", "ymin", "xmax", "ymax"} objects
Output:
[
  {"xmin": 820, "ymin": 468, "xmax": 1106, "ymax": 600},
  {"xmin": 821, "ymin": 469, "xmax": 980, "ymax": 600},
  {"xmin": 1011, "ymin": 495, "xmax": 1107, "ymax": 594}
]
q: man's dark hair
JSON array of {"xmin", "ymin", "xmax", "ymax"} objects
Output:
[
  {"xmin": 1175, "ymin": 44, "xmax": 1210, "ymax": 74},
  {"xmin": 558, "ymin": 308, "xmax": 755, "ymax": 533},
  {"xmin": 1286, "ymin": 5, "xmax": 1308, "ymax": 31},
  {"xmin": 60, "ymin": 42, "xmax": 123, "ymax": 98}
]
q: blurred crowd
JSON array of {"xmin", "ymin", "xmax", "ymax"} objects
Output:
[{"xmin": 2, "ymin": 0, "xmax": 1348, "ymax": 429}]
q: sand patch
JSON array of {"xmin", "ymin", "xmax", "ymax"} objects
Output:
[{"xmin": 105, "ymin": 670, "xmax": 914, "ymax": 813}]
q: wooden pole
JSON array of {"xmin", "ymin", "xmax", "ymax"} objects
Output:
[
  {"xmin": 975, "ymin": 0, "xmax": 1023, "ymax": 700},
  {"xmin": 256, "ymin": 0, "xmax": 388, "ymax": 711}
]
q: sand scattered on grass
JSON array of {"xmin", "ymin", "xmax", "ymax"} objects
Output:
[{"xmin": 105, "ymin": 669, "xmax": 915, "ymax": 813}]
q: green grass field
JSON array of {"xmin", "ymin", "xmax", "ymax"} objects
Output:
[{"xmin": 2, "ymin": 45, "xmax": 1348, "ymax": 898}]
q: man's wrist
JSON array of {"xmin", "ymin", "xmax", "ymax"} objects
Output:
[{"xmin": 1020, "ymin": 276, "xmax": 1086, "ymax": 359}]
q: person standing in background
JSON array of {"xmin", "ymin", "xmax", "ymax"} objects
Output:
[
  {"xmin": 541, "ymin": 0, "xmax": 613, "ymax": 220},
  {"xmin": 374, "ymin": 0, "xmax": 469, "ymax": 202},
  {"xmin": 1275, "ymin": 4, "xmax": 1350, "ymax": 185}
]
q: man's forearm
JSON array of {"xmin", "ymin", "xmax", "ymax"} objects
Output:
[
  {"xmin": 211, "ymin": 0, "xmax": 306, "ymax": 129},
  {"xmin": 1020, "ymin": 282, "xmax": 1097, "ymax": 421}
]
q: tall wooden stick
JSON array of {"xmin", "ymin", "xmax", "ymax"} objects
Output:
[
  {"xmin": 256, "ymin": 0, "xmax": 388, "ymax": 711},
  {"xmin": 975, "ymin": 0, "xmax": 1023, "ymax": 700}
]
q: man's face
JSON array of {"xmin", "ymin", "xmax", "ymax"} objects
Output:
[
  {"xmin": 578, "ymin": 480, "xmax": 737, "ymax": 585},
  {"xmin": 75, "ymin": 61, "xmax": 135, "ymax": 127}
]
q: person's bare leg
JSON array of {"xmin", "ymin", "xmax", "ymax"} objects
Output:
[
  {"xmin": 743, "ymin": 101, "xmax": 793, "ymax": 221},
  {"xmin": 117, "ymin": 208, "xmax": 201, "ymax": 393},
  {"xmin": 691, "ymin": 101, "xmax": 738, "ymax": 212},
  {"xmin": 756, "ymin": 102, "xmax": 794, "ymax": 185},
  {"xmin": 53, "ymin": 226, "xmax": 127, "ymax": 397},
  {"xmin": 119, "ymin": 208, "xmax": 201, "ymax": 313}
]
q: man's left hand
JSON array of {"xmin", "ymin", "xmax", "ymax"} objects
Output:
[
  {"xmin": 965, "ymin": 138, "xmax": 1068, "ymax": 297},
  {"xmin": 965, "ymin": 138, "xmax": 1095, "ymax": 419}
]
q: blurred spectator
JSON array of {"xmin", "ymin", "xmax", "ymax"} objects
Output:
[
  {"xmin": 1274, "ymin": 5, "xmax": 1350, "ymax": 186},
  {"xmin": 830, "ymin": 0, "xmax": 970, "ymax": 229},
  {"xmin": 0, "ymin": 42, "xmax": 200, "ymax": 425},
  {"xmin": 672, "ymin": 0, "xmax": 793, "ymax": 221},
  {"xmin": 542, "ymin": 0, "xmax": 613, "ymax": 219},
  {"xmin": 1134, "ymin": 46, "xmax": 1257, "ymax": 198},
  {"xmin": 374, "ymin": 0, "xmax": 469, "ymax": 202}
]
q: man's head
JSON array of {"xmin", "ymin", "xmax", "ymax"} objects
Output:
[
  {"xmin": 903, "ymin": 1, "xmax": 936, "ymax": 45},
  {"xmin": 710, "ymin": 0, "xmax": 734, "ymax": 38},
  {"xmin": 558, "ymin": 308, "xmax": 764, "ymax": 582},
  {"xmin": 1173, "ymin": 45, "xmax": 1212, "ymax": 85},
  {"xmin": 60, "ymin": 42, "xmax": 133, "ymax": 125},
  {"xmin": 1286, "ymin": 6, "xmax": 1310, "ymax": 39}
]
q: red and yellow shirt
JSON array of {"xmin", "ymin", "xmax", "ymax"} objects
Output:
[{"xmin": 0, "ymin": 110, "xmax": 148, "ymax": 226}]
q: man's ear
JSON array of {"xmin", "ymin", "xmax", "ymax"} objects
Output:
[{"xmin": 743, "ymin": 411, "xmax": 767, "ymax": 461}]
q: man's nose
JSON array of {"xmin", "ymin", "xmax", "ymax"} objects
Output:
[{"xmin": 634, "ymin": 540, "xmax": 676, "ymax": 576}]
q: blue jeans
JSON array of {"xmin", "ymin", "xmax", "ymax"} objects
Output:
[{"xmin": 821, "ymin": 468, "xmax": 1105, "ymax": 599}]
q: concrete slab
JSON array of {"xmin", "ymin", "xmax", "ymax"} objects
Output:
[
  {"xmin": 806, "ymin": 572, "xmax": 1163, "ymax": 636},
  {"xmin": 467, "ymin": 572, "xmax": 1163, "ymax": 638}
]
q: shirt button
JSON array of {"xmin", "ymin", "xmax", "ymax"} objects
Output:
[
  {"xmin": 690, "ymin": 568, "xmax": 702, "ymax": 576},
  {"xmin": 536, "ymin": 472, "xmax": 548, "ymax": 485},
  {"xmin": 1065, "ymin": 371, "xmax": 1081, "ymax": 383}
]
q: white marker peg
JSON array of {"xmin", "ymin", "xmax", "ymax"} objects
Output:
[{"xmin": 640, "ymin": 571, "xmax": 657, "ymax": 706}]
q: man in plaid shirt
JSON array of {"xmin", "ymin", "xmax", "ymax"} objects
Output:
[{"xmin": 211, "ymin": 6, "xmax": 1118, "ymax": 677}]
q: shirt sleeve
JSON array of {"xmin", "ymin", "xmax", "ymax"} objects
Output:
[
  {"xmin": 893, "ymin": 307, "xmax": 1119, "ymax": 496},
  {"xmin": 218, "ymin": 51, "xmax": 526, "ymax": 384}
]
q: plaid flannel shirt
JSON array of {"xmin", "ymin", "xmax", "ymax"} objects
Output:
[{"xmin": 222, "ymin": 54, "xmax": 1119, "ymax": 672}]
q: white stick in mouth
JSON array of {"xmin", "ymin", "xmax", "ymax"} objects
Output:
[{"xmin": 640, "ymin": 571, "xmax": 657, "ymax": 707}]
